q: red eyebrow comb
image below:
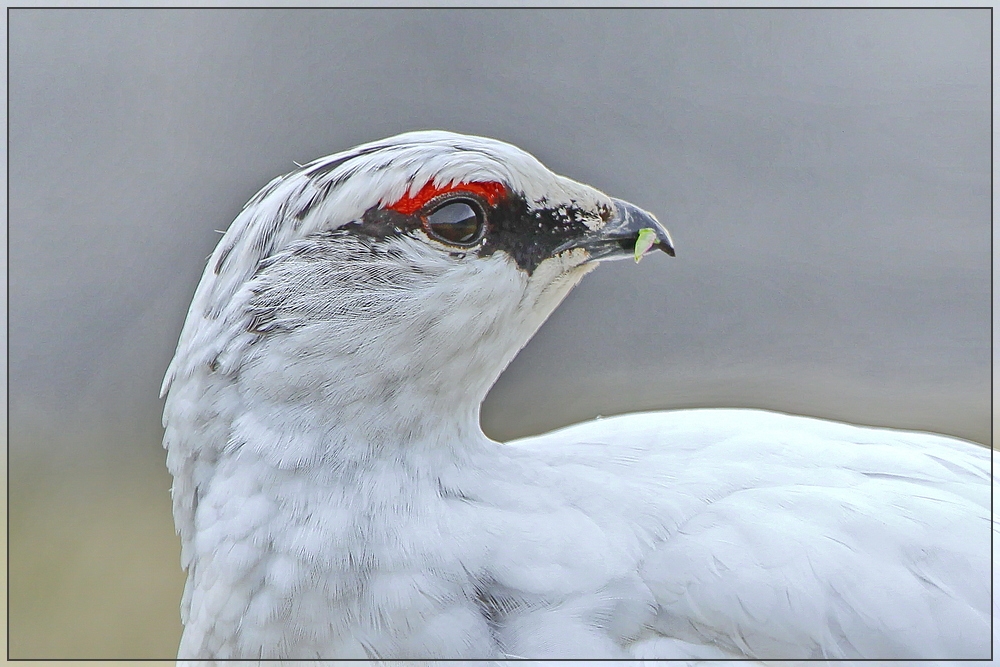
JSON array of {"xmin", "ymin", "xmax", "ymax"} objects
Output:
[{"xmin": 387, "ymin": 181, "xmax": 506, "ymax": 215}]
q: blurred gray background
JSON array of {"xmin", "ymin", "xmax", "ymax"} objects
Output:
[{"xmin": 8, "ymin": 8, "xmax": 990, "ymax": 658}]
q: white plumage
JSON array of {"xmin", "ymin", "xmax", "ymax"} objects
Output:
[{"xmin": 162, "ymin": 131, "xmax": 995, "ymax": 663}]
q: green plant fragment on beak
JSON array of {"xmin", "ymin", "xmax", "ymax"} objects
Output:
[{"xmin": 634, "ymin": 227, "xmax": 658, "ymax": 263}]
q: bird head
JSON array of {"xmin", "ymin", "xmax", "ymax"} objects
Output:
[{"xmin": 163, "ymin": 131, "xmax": 673, "ymax": 453}]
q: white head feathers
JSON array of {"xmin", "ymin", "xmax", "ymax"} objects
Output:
[{"xmin": 162, "ymin": 131, "xmax": 614, "ymax": 397}]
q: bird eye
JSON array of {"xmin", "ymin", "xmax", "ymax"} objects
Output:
[{"xmin": 423, "ymin": 199, "xmax": 485, "ymax": 246}]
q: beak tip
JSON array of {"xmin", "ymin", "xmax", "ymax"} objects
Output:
[{"xmin": 612, "ymin": 198, "xmax": 675, "ymax": 259}]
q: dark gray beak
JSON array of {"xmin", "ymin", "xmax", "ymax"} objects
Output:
[
  {"xmin": 556, "ymin": 198, "xmax": 675, "ymax": 262},
  {"xmin": 610, "ymin": 199, "xmax": 675, "ymax": 258}
]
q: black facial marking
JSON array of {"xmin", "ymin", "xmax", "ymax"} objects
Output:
[
  {"xmin": 338, "ymin": 191, "xmax": 603, "ymax": 275},
  {"xmin": 479, "ymin": 192, "xmax": 602, "ymax": 273},
  {"xmin": 347, "ymin": 207, "xmax": 420, "ymax": 239}
]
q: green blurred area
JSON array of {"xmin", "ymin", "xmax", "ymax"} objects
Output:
[{"xmin": 9, "ymin": 433, "xmax": 185, "ymax": 659}]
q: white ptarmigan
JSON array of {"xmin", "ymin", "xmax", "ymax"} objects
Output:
[{"xmin": 161, "ymin": 131, "xmax": 995, "ymax": 663}]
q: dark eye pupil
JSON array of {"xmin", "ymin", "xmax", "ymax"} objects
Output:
[{"xmin": 425, "ymin": 201, "xmax": 483, "ymax": 245}]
